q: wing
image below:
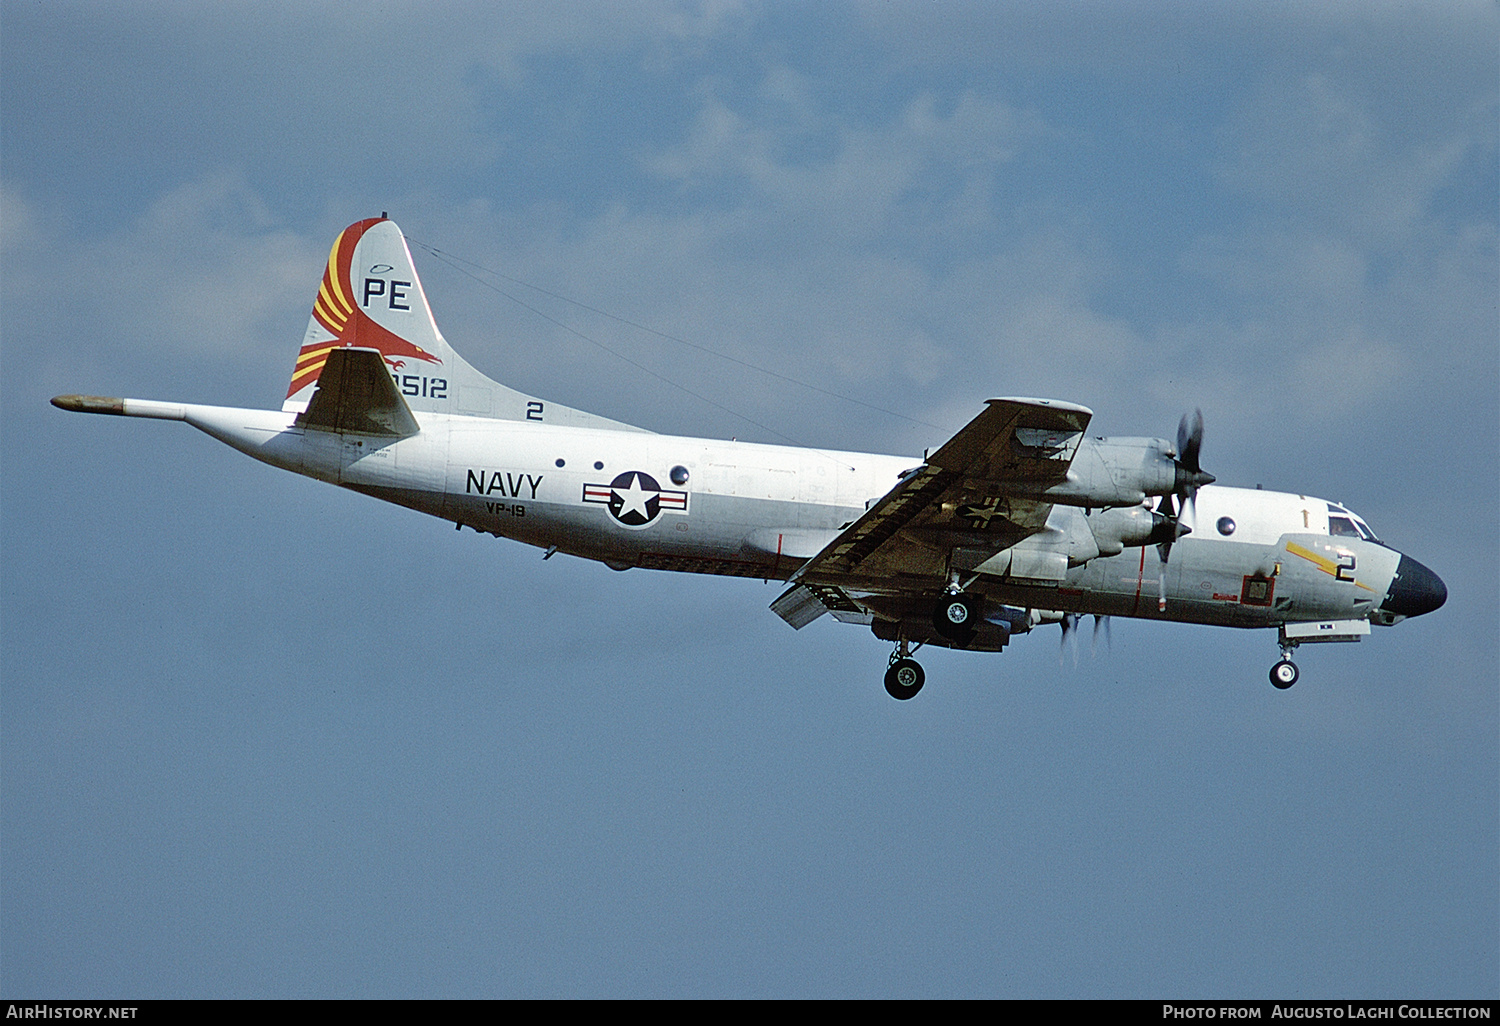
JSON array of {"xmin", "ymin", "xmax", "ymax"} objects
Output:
[{"xmin": 771, "ymin": 397, "xmax": 1091, "ymax": 628}]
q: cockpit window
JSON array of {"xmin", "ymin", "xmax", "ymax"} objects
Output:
[
  {"xmin": 1328, "ymin": 516, "xmax": 1361, "ymax": 538},
  {"xmin": 1328, "ymin": 503, "xmax": 1380, "ymax": 542}
]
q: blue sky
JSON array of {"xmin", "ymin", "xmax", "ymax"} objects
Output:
[{"xmin": 3, "ymin": 1, "xmax": 1495, "ymax": 998}]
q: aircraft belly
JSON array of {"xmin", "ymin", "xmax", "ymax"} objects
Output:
[{"xmin": 342, "ymin": 483, "xmax": 449, "ymax": 521}]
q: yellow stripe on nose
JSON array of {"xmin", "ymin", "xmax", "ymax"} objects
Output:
[{"xmin": 1285, "ymin": 542, "xmax": 1376, "ymax": 592}]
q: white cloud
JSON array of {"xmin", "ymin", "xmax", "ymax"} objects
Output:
[
  {"xmin": 643, "ymin": 79, "xmax": 1045, "ymax": 250},
  {"xmin": 0, "ymin": 184, "xmax": 43, "ymax": 255},
  {"xmin": 9, "ymin": 5, "xmax": 1491, "ymax": 467},
  {"xmin": 4, "ymin": 173, "xmax": 324, "ymax": 401},
  {"xmin": 1216, "ymin": 72, "xmax": 1482, "ymax": 247}
]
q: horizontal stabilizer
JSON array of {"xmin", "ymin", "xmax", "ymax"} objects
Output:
[{"xmin": 294, "ymin": 347, "xmax": 419, "ymax": 437}]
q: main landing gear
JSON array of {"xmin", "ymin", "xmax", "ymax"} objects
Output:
[
  {"xmin": 885, "ymin": 638, "xmax": 925, "ymax": 700},
  {"xmin": 884, "ymin": 590, "xmax": 978, "ymax": 699},
  {"xmin": 933, "ymin": 590, "xmax": 980, "ymax": 644}
]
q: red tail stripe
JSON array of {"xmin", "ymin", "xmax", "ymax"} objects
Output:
[{"xmin": 286, "ymin": 219, "xmax": 442, "ymax": 400}]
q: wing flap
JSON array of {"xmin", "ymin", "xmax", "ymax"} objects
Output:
[{"xmin": 770, "ymin": 582, "xmax": 867, "ymax": 630}]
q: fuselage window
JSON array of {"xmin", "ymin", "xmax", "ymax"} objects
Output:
[{"xmin": 1217, "ymin": 516, "xmax": 1236, "ymax": 536}]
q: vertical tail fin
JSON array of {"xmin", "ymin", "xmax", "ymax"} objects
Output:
[
  {"xmin": 284, "ymin": 217, "xmax": 646, "ymax": 432},
  {"xmin": 285, "ymin": 218, "xmax": 452, "ymax": 411}
]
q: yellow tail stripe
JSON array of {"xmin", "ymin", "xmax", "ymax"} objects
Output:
[
  {"xmin": 324, "ymin": 233, "xmax": 353, "ymax": 315},
  {"xmin": 289, "ymin": 357, "xmax": 330, "ymax": 390},
  {"xmin": 320, "ymin": 275, "xmax": 353, "ymax": 318},
  {"xmin": 314, "ymin": 291, "xmax": 348, "ymax": 331},
  {"xmin": 295, "ymin": 344, "xmax": 339, "ymax": 369}
]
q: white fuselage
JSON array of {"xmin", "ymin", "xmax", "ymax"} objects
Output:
[{"xmin": 167, "ymin": 400, "xmax": 1406, "ymax": 632}]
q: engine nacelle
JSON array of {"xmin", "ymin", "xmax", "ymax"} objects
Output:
[
  {"xmin": 954, "ymin": 501, "xmax": 1177, "ymax": 580},
  {"xmin": 1015, "ymin": 436, "xmax": 1211, "ymax": 508},
  {"xmin": 1084, "ymin": 502, "xmax": 1172, "ymax": 557}
]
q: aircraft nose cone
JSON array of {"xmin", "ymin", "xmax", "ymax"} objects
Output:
[{"xmin": 1381, "ymin": 554, "xmax": 1447, "ymax": 619}]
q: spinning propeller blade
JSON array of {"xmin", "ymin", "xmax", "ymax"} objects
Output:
[
  {"xmin": 1062, "ymin": 613, "xmax": 1113, "ymax": 663},
  {"xmin": 1177, "ymin": 409, "xmax": 1204, "ymax": 475},
  {"xmin": 1060, "ymin": 613, "xmax": 1081, "ymax": 666},
  {"xmin": 1156, "ymin": 409, "xmax": 1214, "ymax": 610}
]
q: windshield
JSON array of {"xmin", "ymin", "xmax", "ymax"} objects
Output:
[
  {"xmin": 1350, "ymin": 514, "xmax": 1380, "ymax": 544},
  {"xmin": 1328, "ymin": 503, "xmax": 1380, "ymax": 543},
  {"xmin": 1329, "ymin": 515, "xmax": 1361, "ymax": 538}
]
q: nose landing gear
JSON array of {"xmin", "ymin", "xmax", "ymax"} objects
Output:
[
  {"xmin": 1271, "ymin": 630, "xmax": 1300, "ymax": 689},
  {"xmin": 1269, "ymin": 619, "xmax": 1372, "ymax": 688}
]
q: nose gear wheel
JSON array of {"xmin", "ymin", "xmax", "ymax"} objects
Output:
[{"xmin": 1270, "ymin": 660, "xmax": 1299, "ymax": 689}]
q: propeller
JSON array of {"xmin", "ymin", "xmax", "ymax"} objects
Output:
[
  {"xmin": 1061, "ymin": 613, "xmax": 1112, "ymax": 665},
  {"xmin": 1177, "ymin": 409, "xmax": 1205, "ymax": 483},
  {"xmin": 1154, "ymin": 409, "xmax": 1214, "ymax": 610},
  {"xmin": 1174, "ymin": 408, "xmax": 1212, "ymax": 527},
  {"xmin": 1060, "ymin": 613, "xmax": 1081, "ymax": 666}
]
